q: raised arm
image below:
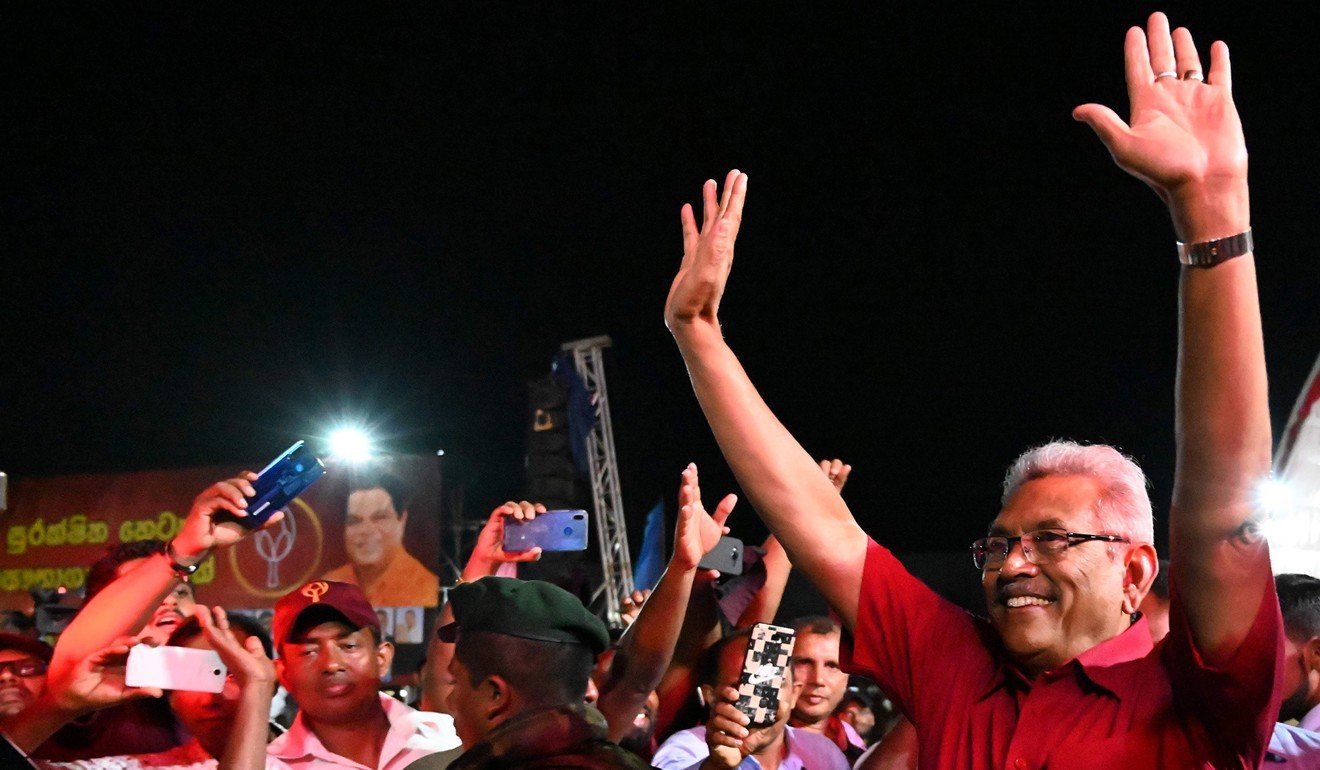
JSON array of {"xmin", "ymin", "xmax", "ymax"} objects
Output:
[
  {"xmin": 50, "ymin": 473, "xmax": 270, "ymax": 671},
  {"xmin": 599, "ymin": 463, "xmax": 733, "ymax": 742},
  {"xmin": 665, "ymin": 172, "xmax": 869, "ymax": 628},
  {"xmin": 195, "ymin": 606, "xmax": 277, "ymax": 770},
  {"xmin": 1075, "ymin": 13, "xmax": 1270, "ymax": 660},
  {"xmin": 421, "ymin": 501, "xmax": 544, "ymax": 712}
]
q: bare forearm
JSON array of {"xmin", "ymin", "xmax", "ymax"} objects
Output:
[
  {"xmin": 674, "ymin": 328, "xmax": 866, "ymax": 626},
  {"xmin": 1169, "ymin": 183, "xmax": 1273, "ymax": 656},
  {"xmin": 602, "ymin": 563, "xmax": 697, "ymax": 741},
  {"xmin": 51, "ymin": 553, "xmax": 179, "ymax": 670},
  {"xmin": 217, "ymin": 687, "xmax": 273, "ymax": 770},
  {"xmin": 736, "ymin": 537, "xmax": 792, "ymax": 627}
]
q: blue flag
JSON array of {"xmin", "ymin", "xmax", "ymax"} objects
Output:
[{"xmin": 632, "ymin": 499, "xmax": 667, "ymax": 591}]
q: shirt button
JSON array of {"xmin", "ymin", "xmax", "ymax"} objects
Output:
[{"xmin": 1014, "ymin": 759, "xmax": 1027, "ymax": 770}]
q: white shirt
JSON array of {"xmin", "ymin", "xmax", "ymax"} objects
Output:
[{"xmin": 265, "ymin": 695, "xmax": 460, "ymax": 770}]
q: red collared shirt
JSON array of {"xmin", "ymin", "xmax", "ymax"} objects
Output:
[{"xmin": 842, "ymin": 539, "xmax": 1282, "ymax": 769}]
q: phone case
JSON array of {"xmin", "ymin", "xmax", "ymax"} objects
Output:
[
  {"xmin": 238, "ymin": 440, "xmax": 327, "ymax": 529},
  {"xmin": 125, "ymin": 645, "xmax": 228, "ymax": 693},
  {"xmin": 735, "ymin": 622, "xmax": 796, "ymax": 727},
  {"xmin": 503, "ymin": 509, "xmax": 589, "ymax": 552},
  {"xmin": 697, "ymin": 536, "xmax": 744, "ymax": 575}
]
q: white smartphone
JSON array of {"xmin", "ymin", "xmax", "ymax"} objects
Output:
[{"xmin": 125, "ymin": 645, "xmax": 227, "ymax": 693}]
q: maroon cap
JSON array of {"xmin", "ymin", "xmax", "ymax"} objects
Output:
[
  {"xmin": 0, "ymin": 632, "xmax": 53, "ymax": 662},
  {"xmin": 272, "ymin": 580, "xmax": 380, "ymax": 649}
]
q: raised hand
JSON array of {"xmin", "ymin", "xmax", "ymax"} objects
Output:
[
  {"xmin": 463, "ymin": 500, "xmax": 547, "ymax": 578},
  {"xmin": 1073, "ymin": 12, "xmax": 1248, "ymax": 240},
  {"xmin": 45, "ymin": 637, "xmax": 162, "ymax": 716},
  {"xmin": 819, "ymin": 458, "xmax": 852, "ymax": 493},
  {"xmin": 703, "ymin": 684, "xmax": 777, "ymax": 765},
  {"xmin": 665, "ymin": 170, "xmax": 749, "ymax": 335},
  {"xmin": 672, "ymin": 463, "xmax": 737, "ymax": 576},
  {"xmin": 173, "ymin": 472, "xmax": 286, "ymax": 562}
]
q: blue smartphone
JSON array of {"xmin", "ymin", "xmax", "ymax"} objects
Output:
[
  {"xmin": 503, "ymin": 509, "xmax": 589, "ymax": 552},
  {"xmin": 236, "ymin": 441, "xmax": 326, "ymax": 529}
]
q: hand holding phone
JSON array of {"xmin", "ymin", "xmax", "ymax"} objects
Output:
[
  {"xmin": 502, "ymin": 509, "xmax": 589, "ymax": 552},
  {"xmin": 734, "ymin": 622, "xmax": 796, "ymax": 727},
  {"xmin": 125, "ymin": 645, "xmax": 228, "ymax": 693},
  {"xmin": 234, "ymin": 441, "xmax": 326, "ymax": 530}
]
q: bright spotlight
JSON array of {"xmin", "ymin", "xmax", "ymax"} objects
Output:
[
  {"xmin": 1256, "ymin": 477, "xmax": 1297, "ymax": 517},
  {"xmin": 328, "ymin": 428, "xmax": 373, "ymax": 464}
]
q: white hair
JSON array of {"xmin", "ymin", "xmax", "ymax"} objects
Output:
[{"xmin": 1001, "ymin": 440, "xmax": 1154, "ymax": 545}]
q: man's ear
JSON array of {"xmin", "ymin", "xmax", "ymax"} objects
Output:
[
  {"xmin": 485, "ymin": 675, "xmax": 513, "ymax": 721},
  {"xmin": 1302, "ymin": 636, "xmax": 1320, "ymax": 674},
  {"xmin": 1121, "ymin": 543, "xmax": 1158, "ymax": 615},
  {"xmin": 377, "ymin": 640, "xmax": 395, "ymax": 678}
]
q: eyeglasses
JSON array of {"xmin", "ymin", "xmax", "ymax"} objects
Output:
[
  {"xmin": 0, "ymin": 657, "xmax": 48, "ymax": 678},
  {"xmin": 970, "ymin": 528, "xmax": 1129, "ymax": 570}
]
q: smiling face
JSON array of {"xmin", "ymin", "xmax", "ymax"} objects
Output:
[
  {"xmin": 277, "ymin": 620, "xmax": 391, "ymax": 725},
  {"xmin": 345, "ymin": 488, "xmax": 407, "ymax": 567},
  {"xmin": 982, "ymin": 474, "xmax": 1135, "ymax": 676}
]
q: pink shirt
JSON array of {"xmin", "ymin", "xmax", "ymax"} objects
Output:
[
  {"xmin": 843, "ymin": 538, "xmax": 1283, "ymax": 769},
  {"xmin": 266, "ymin": 695, "xmax": 460, "ymax": 770}
]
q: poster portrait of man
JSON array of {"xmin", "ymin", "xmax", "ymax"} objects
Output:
[{"xmin": 321, "ymin": 471, "xmax": 441, "ymax": 608}]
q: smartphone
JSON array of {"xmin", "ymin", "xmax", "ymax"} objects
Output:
[
  {"xmin": 236, "ymin": 441, "xmax": 326, "ymax": 529},
  {"xmin": 503, "ymin": 509, "xmax": 589, "ymax": 552},
  {"xmin": 125, "ymin": 645, "xmax": 227, "ymax": 693},
  {"xmin": 697, "ymin": 535, "xmax": 744, "ymax": 575},
  {"xmin": 734, "ymin": 622, "xmax": 796, "ymax": 727}
]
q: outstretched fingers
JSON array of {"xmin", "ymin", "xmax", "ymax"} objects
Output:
[
  {"xmin": 711, "ymin": 493, "xmax": 738, "ymax": 529},
  {"xmin": 1171, "ymin": 26, "xmax": 1203, "ymax": 80},
  {"xmin": 1145, "ymin": 12, "xmax": 1175, "ymax": 77},
  {"xmin": 1208, "ymin": 40, "xmax": 1231, "ymax": 89}
]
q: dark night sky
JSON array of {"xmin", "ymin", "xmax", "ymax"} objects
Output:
[{"xmin": 3, "ymin": 3, "xmax": 1317, "ymax": 561}]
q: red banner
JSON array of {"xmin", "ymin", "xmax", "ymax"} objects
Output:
[{"xmin": 0, "ymin": 456, "xmax": 443, "ymax": 621}]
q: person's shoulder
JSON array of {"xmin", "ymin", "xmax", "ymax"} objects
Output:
[
  {"xmin": 786, "ymin": 726, "xmax": 853, "ymax": 767},
  {"xmin": 651, "ymin": 726, "xmax": 708, "ymax": 765},
  {"xmin": 1271, "ymin": 721, "xmax": 1320, "ymax": 757}
]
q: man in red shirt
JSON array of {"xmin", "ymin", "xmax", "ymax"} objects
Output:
[{"xmin": 663, "ymin": 12, "xmax": 1281, "ymax": 769}]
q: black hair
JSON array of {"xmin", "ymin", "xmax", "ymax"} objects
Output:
[
  {"xmin": 84, "ymin": 541, "xmax": 168, "ymax": 602},
  {"xmin": 167, "ymin": 612, "xmax": 275, "ymax": 659},
  {"xmin": 1277, "ymin": 573, "xmax": 1320, "ymax": 640},
  {"xmin": 347, "ymin": 470, "xmax": 415, "ymax": 515},
  {"xmin": 790, "ymin": 616, "xmax": 839, "ymax": 637},
  {"xmin": 699, "ymin": 628, "xmax": 755, "ymax": 687},
  {"xmin": 455, "ymin": 630, "xmax": 593, "ymax": 708}
]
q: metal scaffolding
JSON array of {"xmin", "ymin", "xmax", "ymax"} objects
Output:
[{"xmin": 561, "ymin": 335, "xmax": 634, "ymax": 627}]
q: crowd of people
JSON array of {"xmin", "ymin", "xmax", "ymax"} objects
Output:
[{"xmin": 0, "ymin": 13, "xmax": 1306, "ymax": 769}]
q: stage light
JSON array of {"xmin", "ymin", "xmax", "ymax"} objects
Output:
[{"xmin": 329, "ymin": 428, "xmax": 373, "ymax": 464}]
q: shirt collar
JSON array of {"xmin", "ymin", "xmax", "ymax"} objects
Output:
[
  {"xmin": 977, "ymin": 616, "xmax": 1153, "ymax": 700},
  {"xmin": 269, "ymin": 693, "xmax": 460, "ymax": 764},
  {"xmin": 1300, "ymin": 701, "xmax": 1320, "ymax": 733}
]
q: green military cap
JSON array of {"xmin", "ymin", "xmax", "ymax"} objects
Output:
[{"xmin": 437, "ymin": 576, "xmax": 609, "ymax": 655}]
